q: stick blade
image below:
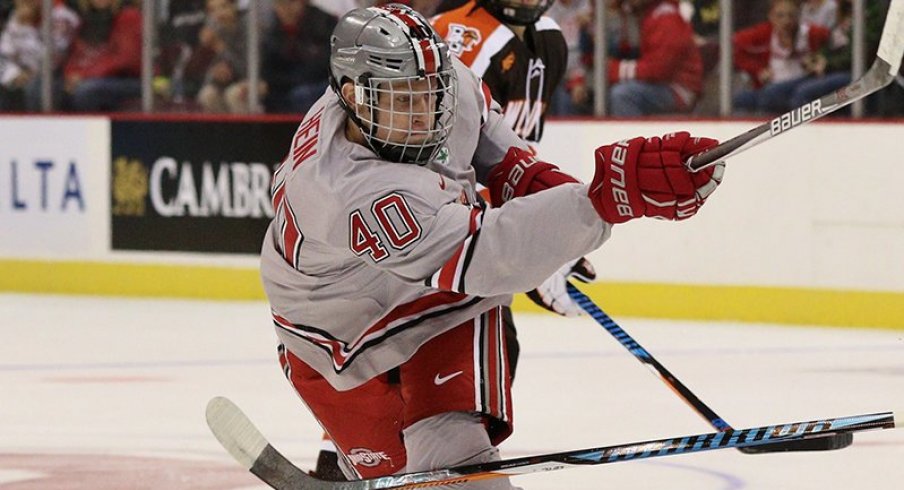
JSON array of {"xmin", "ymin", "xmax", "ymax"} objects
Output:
[
  {"xmin": 206, "ymin": 397, "xmax": 330, "ymax": 490},
  {"xmin": 879, "ymin": 0, "xmax": 904, "ymax": 74},
  {"xmin": 206, "ymin": 396, "xmax": 268, "ymax": 470},
  {"xmin": 739, "ymin": 432, "xmax": 853, "ymax": 454}
]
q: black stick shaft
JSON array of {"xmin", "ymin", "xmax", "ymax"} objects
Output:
[
  {"xmin": 686, "ymin": 59, "xmax": 895, "ymax": 171},
  {"xmin": 566, "ymin": 283, "xmax": 855, "ymax": 454},
  {"xmin": 567, "ymin": 283, "xmax": 732, "ymax": 430}
]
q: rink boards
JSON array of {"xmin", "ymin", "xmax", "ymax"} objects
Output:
[{"xmin": 1, "ymin": 115, "xmax": 902, "ymax": 328}]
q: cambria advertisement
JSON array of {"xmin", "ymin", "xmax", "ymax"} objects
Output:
[{"xmin": 111, "ymin": 119, "xmax": 298, "ymax": 254}]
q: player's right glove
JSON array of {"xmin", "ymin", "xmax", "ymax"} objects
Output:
[{"xmin": 588, "ymin": 132, "xmax": 724, "ymax": 224}]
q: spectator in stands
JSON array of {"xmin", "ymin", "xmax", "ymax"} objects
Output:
[
  {"xmin": 261, "ymin": 0, "xmax": 335, "ymax": 114},
  {"xmin": 240, "ymin": 0, "xmax": 276, "ymax": 28},
  {"xmin": 547, "ymin": 0, "xmax": 593, "ymax": 115},
  {"xmin": 697, "ymin": 0, "xmax": 772, "ymax": 30},
  {"xmin": 690, "ymin": 0, "xmax": 772, "ymax": 63},
  {"xmin": 604, "ymin": 0, "xmax": 638, "ymax": 56},
  {"xmin": 687, "ymin": 0, "xmax": 772, "ymax": 115},
  {"xmin": 62, "ymin": 0, "xmax": 141, "ymax": 112},
  {"xmin": 0, "ymin": 0, "xmax": 78, "ymax": 111},
  {"xmin": 156, "ymin": 0, "xmax": 207, "ymax": 109},
  {"xmin": 688, "ymin": 0, "xmax": 722, "ymax": 115},
  {"xmin": 0, "ymin": 0, "xmax": 44, "ymax": 110},
  {"xmin": 607, "ymin": 0, "xmax": 703, "ymax": 116},
  {"xmin": 690, "ymin": 0, "xmax": 719, "ymax": 40},
  {"xmin": 789, "ymin": 0, "xmax": 850, "ymax": 108},
  {"xmin": 801, "ymin": 0, "xmax": 838, "ymax": 29},
  {"xmin": 195, "ymin": 0, "xmax": 262, "ymax": 113},
  {"xmin": 732, "ymin": 0, "xmax": 829, "ymax": 114}
]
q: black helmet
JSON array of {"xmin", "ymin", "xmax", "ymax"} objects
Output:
[{"xmin": 478, "ymin": 0, "xmax": 555, "ymax": 26}]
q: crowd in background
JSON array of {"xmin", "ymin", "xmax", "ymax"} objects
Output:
[{"xmin": 0, "ymin": 0, "xmax": 901, "ymax": 116}]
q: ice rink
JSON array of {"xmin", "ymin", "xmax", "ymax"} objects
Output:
[{"xmin": 1, "ymin": 293, "xmax": 902, "ymax": 489}]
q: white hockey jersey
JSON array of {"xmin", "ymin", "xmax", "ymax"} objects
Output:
[{"xmin": 261, "ymin": 57, "xmax": 611, "ymax": 391}]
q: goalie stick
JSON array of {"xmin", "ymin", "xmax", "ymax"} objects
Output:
[
  {"xmin": 206, "ymin": 396, "xmax": 898, "ymax": 490},
  {"xmin": 566, "ymin": 283, "xmax": 852, "ymax": 453},
  {"xmin": 686, "ymin": 0, "xmax": 904, "ymax": 171}
]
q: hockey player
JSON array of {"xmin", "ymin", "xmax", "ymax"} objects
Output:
[
  {"xmin": 313, "ymin": 0, "xmax": 572, "ymax": 477},
  {"xmin": 261, "ymin": 4, "xmax": 724, "ymax": 487},
  {"xmin": 432, "ymin": 0, "xmax": 595, "ymax": 329},
  {"xmin": 313, "ymin": 1, "xmax": 579, "ymax": 478},
  {"xmin": 432, "ymin": 0, "xmax": 564, "ymax": 146}
]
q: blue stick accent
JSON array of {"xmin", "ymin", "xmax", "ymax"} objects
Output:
[
  {"xmin": 364, "ymin": 411, "xmax": 893, "ymax": 489},
  {"xmin": 566, "ymin": 282, "xmax": 735, "ymax": 433}
]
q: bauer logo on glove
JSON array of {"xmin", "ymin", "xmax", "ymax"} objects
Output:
[{"xmin": 589, "ymin": 131, "xmax": 725, "ymax": 224}]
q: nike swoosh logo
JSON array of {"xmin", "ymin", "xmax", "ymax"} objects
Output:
[
  {"xmin": 439, "ymin": 176, "xmax": 447, "ymax": 190},
  {"xmin": 433, "ymin": 370, "xmax": 463, "ymax": 386}
]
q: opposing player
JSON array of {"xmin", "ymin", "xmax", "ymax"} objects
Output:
[
  {"xmin": 433, "ymin": 0, "xmax": 563, "ymax": 145},
  {"xmin": 432, "ymin": 0, "xmax": 596, "ymax": 322},
  {"xmin": 261, "ymin": 4, "xmax": 724, "ymax": 487}
]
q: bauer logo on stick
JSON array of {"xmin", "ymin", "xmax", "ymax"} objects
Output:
[{"xmin": 770, "ymin": 100, "xmax": 824, "ymax": 136}]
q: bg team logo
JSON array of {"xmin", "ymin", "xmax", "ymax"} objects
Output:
[{"xmin": 446, "ymin": 23, "xmax": 481, "ymax": 56}]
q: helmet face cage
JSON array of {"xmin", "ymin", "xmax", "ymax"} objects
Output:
[
  {"xmin": 329, "ymin": 4, "xmax": 458, "ymax": 165},
  {"xmin": 354, "ymin": 70, "xmax": 457, "ymax": 165},
  {"xmin": 480, "ymin": 0, "xmax": 555, "ymax": 25}
]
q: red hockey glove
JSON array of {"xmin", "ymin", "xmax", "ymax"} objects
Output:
[
  {"xmin": 588, "ymin": 132, "xmax": 724, "ymax": 224},
  {"xmin": 487, "ymin": 146, "xmax": 579, "ymax": 205}
]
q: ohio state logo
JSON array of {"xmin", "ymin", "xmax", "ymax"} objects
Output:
[
  {"xmin": 347, "ymin": 448, "xmax": 392, "ymax": 467},
  {"xmin": 446, "ymin": 23, "xmax": 481, "ymax": 55}
]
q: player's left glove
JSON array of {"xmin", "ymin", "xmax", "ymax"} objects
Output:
[
  {"xmin": 487, "ymin": 146, "xmax": 579, "ymax": 205},
  {"xmin": 526, "ymin": 257, "xmax": 596, "ymax": 317}
]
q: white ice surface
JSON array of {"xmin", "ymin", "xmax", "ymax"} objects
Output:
[{"xmin": 1, "ymin": 294, "xmax": 902, "ymax": 489}]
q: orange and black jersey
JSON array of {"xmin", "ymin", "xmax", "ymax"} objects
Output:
[{"xmin": 432, "ymin": 1, "xmax": 567, "ymax": 144}]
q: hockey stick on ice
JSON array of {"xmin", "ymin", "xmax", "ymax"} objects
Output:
[
  {"xmin": 206, "ymin": 396, "xmax": 897, "ymax": 490},
  {"xmin": 686, "ymin": 0, "xmax": 904, "ymax": 171},
  {"xmin": 566, "ymin": 282, "xmax": 853, "ymax": 453}
]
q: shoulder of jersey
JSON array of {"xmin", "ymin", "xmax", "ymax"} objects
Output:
[
  {"xmin": 432, "ymin": 3, "xmax": 507, "ymax": 69},
  {"xmin": 534, "ymin": 15, "xmax": 562, "ymax": 33}
]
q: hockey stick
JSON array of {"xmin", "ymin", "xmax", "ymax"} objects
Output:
[
  {"xmin": 566, "ymin": 282, "xmax": 852, "ymax": 453},
  {"xmin": 206, "ymin": 396, "xmax": 897, "ymax": 490},
  {"xmin": 686, "ymin": 0, "xmax": 904, "ymax": 171}
]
